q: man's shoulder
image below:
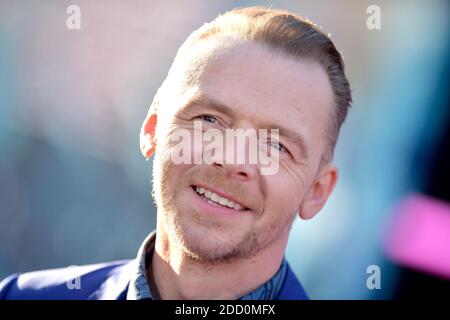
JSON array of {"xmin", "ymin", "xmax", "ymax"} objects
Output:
[
  {"xmin": 276, "ymin": 262, "xmax": 310, "ymax": 300},
  {"xmin": 0, "ymin": 260, "xmax": 133, "ymax": 300},
  {"xmin": 0, "ymin": 259, "xmax": 310, "ymax": 300}
]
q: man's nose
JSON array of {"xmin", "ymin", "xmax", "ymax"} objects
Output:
[
  {"xmin": 212, "ymin": 161, "xmax": 258, "ymax": 181},
  {"xmin": 210, "ymin": 129, "xmax": 260, "ymax": 181}
]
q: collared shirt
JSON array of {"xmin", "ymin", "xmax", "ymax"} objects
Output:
[{"xmin": 126, "ymin": 231, "xmax": 288, "ymax": 300}]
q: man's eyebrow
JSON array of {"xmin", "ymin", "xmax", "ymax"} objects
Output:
[
  {"xmin": 183, "ymin": 94, "xmax": 236, "ymax": 118},
  {"xmin": 184, "ymin": 94, "xmax": 309, "ymax": 159},
  {"xmin": 274, "ymin": 125, "xmax": 309, "ymax": 160},
  {"xmin": 258, "ymin": 119, "xmax": 308, "ymax": 159}
]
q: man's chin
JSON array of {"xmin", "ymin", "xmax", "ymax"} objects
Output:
[{"xmin": 174, "ymin": 223, "xmax": 250, "ymax": 263}]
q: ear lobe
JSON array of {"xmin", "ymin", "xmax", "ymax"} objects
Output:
[
  {"xmin": 299, "ymin": 164, "xmax": 338, "ymax": 220},
  {"xmin": 140, "ymin": 113, "xmax": 157, "ymax": 159}
]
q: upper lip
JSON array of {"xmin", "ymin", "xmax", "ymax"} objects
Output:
[{"xmin": 192, "ymin": 184, "xmax": 250, "ymax": 210}]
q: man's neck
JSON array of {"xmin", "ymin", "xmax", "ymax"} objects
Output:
[{"xmin": 148, "ymin": 230, "xmax": 288, "ymax": 300}]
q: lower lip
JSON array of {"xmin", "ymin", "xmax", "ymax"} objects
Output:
[{"xmin": 190, "ymin": 186, "xmax": 250, "ymax": 218}]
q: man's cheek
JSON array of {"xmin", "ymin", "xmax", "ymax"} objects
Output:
[
  {"xmin": 158, "ymin": 127, "xmax": 202, "ymax": 166},
  {"xmin": 259, "ymin": 150, "xmax": 279, "ymax": 176},
  {"xmin": 270, "ymin": 175, "xmax": 305, "ymax": 207},
  {"xmin": 278, "ymin": 160, "xmax": 309, "ymax": 191}
]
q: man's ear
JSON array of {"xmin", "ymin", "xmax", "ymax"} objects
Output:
[
  {"xmin": 299, "ymin": 163, "xmax": 338, "ymax": 220},
  {"xmin": 140, "ymin": 111, "xmax": 157, "ymax": 159}
]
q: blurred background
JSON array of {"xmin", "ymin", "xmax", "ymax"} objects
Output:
[{"xmin": 0, "ymin": 0, "xmax": 449, "ymax": 299}]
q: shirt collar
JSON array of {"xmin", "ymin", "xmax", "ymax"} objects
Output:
[
  {"xmin": 127, "ymin": 231, "xmax": 156, "ymax": 300},
  {"xmin": 127, "ymin": 231, "xmax": 288, "ymax": 300}
]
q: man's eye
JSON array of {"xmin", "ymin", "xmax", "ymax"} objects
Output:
[
  {"xmin": 197, "ymin": 115, "xmax": 218, "ymax": 124},
  {"xmin": 269, "ymin": 141, "xmax": 287, "ymax": 153}
]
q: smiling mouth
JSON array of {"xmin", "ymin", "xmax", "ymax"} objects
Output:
[{"xmin": 191, "ymin": 185, "xmax": 249, "ymax": 212}]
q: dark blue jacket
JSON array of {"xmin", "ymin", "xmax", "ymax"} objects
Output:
[{"xmin": 0, "ymin": 260, "xmax": 309, "ymax": 300}]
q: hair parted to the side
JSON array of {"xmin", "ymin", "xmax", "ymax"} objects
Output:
[{"xmin": 151, "ymin": 6, "xmax": 352, "ymax": 163}]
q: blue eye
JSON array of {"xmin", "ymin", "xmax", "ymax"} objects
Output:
[
  {"xmin": 269, "ymin": 141, "xmax": 287, "ymax": 153},
  {"xmin": 198, "ymin": 115, "xmax": 218, "ymax": 123}
]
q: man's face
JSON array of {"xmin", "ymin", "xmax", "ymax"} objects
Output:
[{"xmin": 150, "ymin": 39, "xmax": 335, "ymax": 262}]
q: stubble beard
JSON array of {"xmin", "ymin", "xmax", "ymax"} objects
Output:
[{"xmin": 151, "ymin": 149, "xmax": 299, "ymax": 265}]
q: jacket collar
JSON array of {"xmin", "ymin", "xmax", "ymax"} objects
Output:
[{"xmin": 88, "ymin": 231, "xmax": 308, "ymax": 300}]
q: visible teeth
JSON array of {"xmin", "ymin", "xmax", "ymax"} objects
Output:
[
  {"xmin": 219, "ymin": 197, "xmax": 228, "ymax": 206},
  {"xmin": 195, "ymin": 186, "xmax": 245, "ymax": 211},
  {"xmin": 210, "ymin": 193, "xmax": 219, "ymax": 202}
]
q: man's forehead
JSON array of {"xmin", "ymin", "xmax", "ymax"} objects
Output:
[
  {"xmin": 173, "ymin": 37, "xmax": 333, "ymax": 111},
  {"xmin": 193, "ymin": 41, "xmax": 333, "ymax": 113}
]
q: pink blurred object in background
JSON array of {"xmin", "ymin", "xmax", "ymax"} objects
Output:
[{"xmin": 384, "ymin": 193, "xmax": 450, "ymax": 280}]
